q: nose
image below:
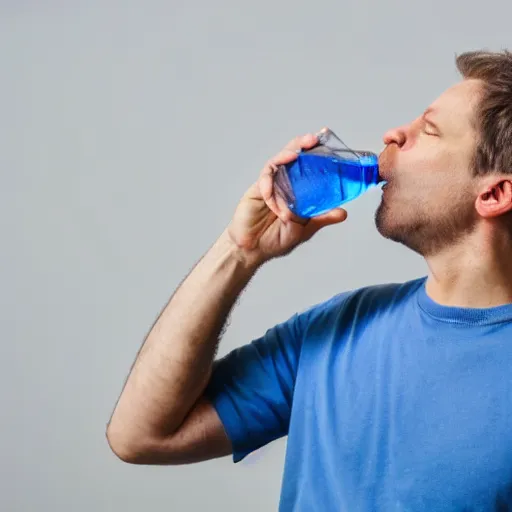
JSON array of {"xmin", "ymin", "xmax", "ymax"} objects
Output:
[{"xmin": 383, "ymin": 124, "xmax": 408, "ymax": 147}]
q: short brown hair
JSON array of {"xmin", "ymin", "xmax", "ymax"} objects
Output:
[{"xmin": 456, "ymin": 49, "xmax": 512, "ymax": 177}]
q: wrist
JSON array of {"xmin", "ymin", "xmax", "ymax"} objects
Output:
[{"xmin": 218, "ymin": 229, "xmax": 267, "ymax": 272}]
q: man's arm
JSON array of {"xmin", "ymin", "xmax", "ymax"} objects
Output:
[
  {"xmin": 106, "ymin": 131, "xmax": 346, "ymax": 464},
  {"xmin": 106, "ymin": 229, "xmax": 259, "ymax": 463}
]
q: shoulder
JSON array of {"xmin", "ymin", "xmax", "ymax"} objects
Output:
[
  {"xmin": 353, "ymin": 276, "xmax": 427, "ymax": 307},
  {"xmin": 296, "ymin": 276, "xmax": 427, "ymax": 329}
]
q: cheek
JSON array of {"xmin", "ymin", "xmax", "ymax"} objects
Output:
[
  {"xmin": 396, "ymin": 150, "xmax": 452, "ymax": 187},
  {"xmin": 389, "ymin": 174, "xmax": 445, "ymax": 210}
]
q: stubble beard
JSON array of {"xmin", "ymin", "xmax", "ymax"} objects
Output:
[{"xmin": 374, "ymin": 189, "xmax": 477, "ymax": 257}]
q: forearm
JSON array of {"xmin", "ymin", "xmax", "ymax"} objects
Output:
[{"xmin": 107, "ymin": 229, "xmax": 260, "ymax": 447}]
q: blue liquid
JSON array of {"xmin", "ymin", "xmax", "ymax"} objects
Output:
[{"xmin": 277, "ymin": 152, "xmax": 382, "ymax": 218}]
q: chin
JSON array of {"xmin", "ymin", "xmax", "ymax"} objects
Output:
[
  {"xmin": 374, "ymin": 197, "xmax": 477, "ymax": 257},
  {"xmin": 374, "ymin": 204, "xmax": 427, "ymax": 255},
  {"xmin": 374, "ymin": 201, "xmax": 403, "ymax": 241},
  {"xmin": 374, "ymin": 193, "xmax": 429, "ymax": 253}
]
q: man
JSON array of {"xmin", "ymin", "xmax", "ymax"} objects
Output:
[{"xmin": 107, "ymin": 50, "xmax": 512, "ymax": 511}]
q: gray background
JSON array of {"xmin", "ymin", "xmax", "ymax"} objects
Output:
[{"xmin": 1, "ymin": 1, "xmax": 510, "ymax": 510}]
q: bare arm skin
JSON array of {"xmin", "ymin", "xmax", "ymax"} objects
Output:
[{"xmin": 106, "ymin": 230, "xmax": 259, "ymax": 464}]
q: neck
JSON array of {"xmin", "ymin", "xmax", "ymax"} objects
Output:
[{"xmin": 424, "ymin": 229, "xmax": 512, "ymax": 308}]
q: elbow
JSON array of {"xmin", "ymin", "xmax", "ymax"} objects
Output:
[{"xmin": 106, "ymin": 424, "xmax": 150, "ymax": 464}]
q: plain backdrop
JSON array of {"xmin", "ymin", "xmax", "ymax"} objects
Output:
[{"xmin": 2, "ymin": 1, "xmax": 511, "ymax": 510}]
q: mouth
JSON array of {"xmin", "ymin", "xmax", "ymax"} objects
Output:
[
  {"xmin": 378, "ymin": 169, "xmax": 391, "ymax": 184},
  {"xmin": 381, "ymin": 181, "xmax": 392, "ymax": 193},
  {"xmin": 379, "ymin": 175, "xmax": 390, "ymax": 187},
  {"xmin": 378, "ymin": 145, "xmax": 396, "ymax": 183}
]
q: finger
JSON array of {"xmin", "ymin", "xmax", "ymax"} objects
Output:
[
  {"xmin": 260, "ymin": 149, "xmax": 298, "ymax": 179},
  {"xmin": 262, "ymin": 128, "xmax": 327, "ymax": 178},
  {"xmin": 259, "ymin": 162, "xmax": 306, "ymax": 223},
  {"xmin": 259, "ymin": 129, "xmax": 328, "ymax": 221},
  {"xmin": 267, "ymin": 133, "xmax": 319, "ymax": 167},
  {"xmin": 283, "ymin": 131, "xmax": 324, "ymax": 154},
  {"xmin": 259, "ymin": 165, "xmax": 281, "ymax": 218},
  {"xmin": 259, "ymin": 168, "xmax": 309, "ymax": 224},
  {"xmin": 302, "ymin": 207, "xmax": 348, "ymax": 240},
  {"xmin": 274, "ymin": 185, "xmax": 309, "ymax": 225},
  {"xmin": 258, "ymin": 152, "xmax": 299, "ymax": 221}
]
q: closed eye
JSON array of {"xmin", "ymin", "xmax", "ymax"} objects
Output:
[
  {"xmin": 422, "ymin": 121, "xmax": 439, "ymax": 136},
  {"xmin": 422, "ymin": 116, "xmax": 440, "ymax": 137}
]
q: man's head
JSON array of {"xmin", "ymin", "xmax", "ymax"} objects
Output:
[{"xmin": 375, "ymin": 50, "xmax": 512, "ymax": 257}]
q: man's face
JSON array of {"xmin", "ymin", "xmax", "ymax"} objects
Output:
[{"xmin": 375, "ymin": 79, "xmax": 483, "ymax": 257}]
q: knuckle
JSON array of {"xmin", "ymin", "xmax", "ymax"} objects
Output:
[{"xmin": 286, "ymin": 135, "xmax": 301, "ymax": 149}]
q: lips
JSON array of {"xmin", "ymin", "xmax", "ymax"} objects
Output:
[
  {"xmin": 378, "ymin": 145, "xmax": 396, "ymax": 182},
  {"xmin": 378, "ymin": 161, "xmax": 391, "ymax": 182}
]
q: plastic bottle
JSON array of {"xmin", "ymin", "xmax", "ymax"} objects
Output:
[{"xmin": 273, "ymin": 128, "xmax": 385, "ymax": 218}]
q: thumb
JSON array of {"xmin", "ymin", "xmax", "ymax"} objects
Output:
[{"xmin": 302, "ymin": 208, "xmax": 348, "ymax": 240}]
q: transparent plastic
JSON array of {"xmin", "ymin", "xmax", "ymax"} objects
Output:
[{"xmin": 273, "ymin": 128, "xmax": 384, "ymax": 218}]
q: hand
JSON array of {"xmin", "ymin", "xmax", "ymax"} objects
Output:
[{"xmin": 226, "ymin": 130, "xmax": 348, "ymax": 267}]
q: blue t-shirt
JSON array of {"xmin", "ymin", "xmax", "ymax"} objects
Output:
[{"xmin": 203, "ymin": 277, "xmax": 512, "ymax": 511}]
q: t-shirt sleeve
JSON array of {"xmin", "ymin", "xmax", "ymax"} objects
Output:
[{"xmin": 203, "ymin": 311, "xmax": 305, "ymax": 463}]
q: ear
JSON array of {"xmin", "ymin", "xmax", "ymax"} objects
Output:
[{"xmin": 475, "ymin": 179, "xmax": 512, "ymax": 218}]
